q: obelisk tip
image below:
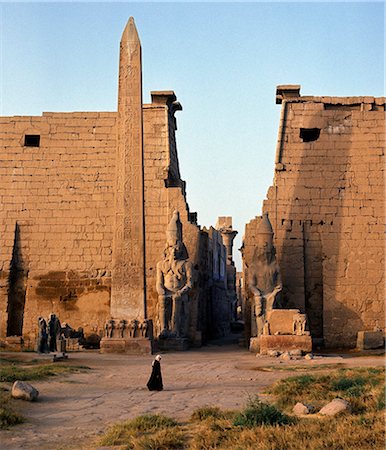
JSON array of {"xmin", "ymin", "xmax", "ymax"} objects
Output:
[{"xmin": 121, "ymin": 17, "xmax": 140, "ymax": 43}]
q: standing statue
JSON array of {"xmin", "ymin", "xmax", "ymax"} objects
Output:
[
  {"xmin": 48, "ymin": 313, "xmax": 61, "ymax": 352},
  {"xmin": 249, "ymin": 213, "xmax": 282, "ymax": 337},
  {"xmin": 293, "ymin": 313, "xmax": 307, "ymax": 336},
  {"xmin": 156, "ymin": 211, "xmax": 193, "ymax": 338},
  {"xmin": 37, "ymin": 317, "xmax": 48, "ymax": 353}
]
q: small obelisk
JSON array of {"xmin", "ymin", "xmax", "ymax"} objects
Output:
[{"xmin": 111, "ymin": 17, "xmax": 146, "ymax": 319}]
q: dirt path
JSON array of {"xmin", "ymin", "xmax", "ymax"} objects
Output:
[{"xmin": 1, "ymin": 344, "xmax": 384, "ymax": 450}]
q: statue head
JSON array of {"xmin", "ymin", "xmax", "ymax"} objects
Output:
[
  {"xmin": 166, "ymin": 210, "xmax": 183, "ymax": 246},
  {"xmin": 253, "ymin": 213, "xmax": 275, "ymax": 264}
]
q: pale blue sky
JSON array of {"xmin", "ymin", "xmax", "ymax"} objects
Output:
[{"xmin": 1, "ymin": 2, "xmax": 384, "ymax": 269}]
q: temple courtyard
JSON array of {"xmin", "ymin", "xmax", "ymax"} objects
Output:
[{"xmin": 1, "ymin": 340, "xmax": 384, "ymax": 450}]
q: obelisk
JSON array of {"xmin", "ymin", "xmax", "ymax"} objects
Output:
[{"xmin": 111, "ymin": 17, "xmax": 146, "ymax": 320}]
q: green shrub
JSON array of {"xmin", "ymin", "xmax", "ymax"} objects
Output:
[
  {"xmin": 0, "ymin": 407, "xmax": 24, "ymax": 429},
  {"xmin": 0, "ymin": 392, "xmax": 24, "ymax": 429},
  {"xmin": 233, "ymin": 398, "xmax": 292, "ymax": 427}
]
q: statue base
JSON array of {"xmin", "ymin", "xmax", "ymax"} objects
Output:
[
  {"xmin": 249, "ymin": 337, "xmax": 260, "ymax": 353},
  {"xmin": 100, "ymin": 337, "xmax": 154, "ymax": 355},
  {"xmin": 157, "ymin": 337, "xmax": 189, "ymax": 351},
  {"xmin": 259, "ymin": 335, "xmax": 312, "ymax": 355}
]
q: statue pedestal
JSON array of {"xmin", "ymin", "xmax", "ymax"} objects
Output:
[
  {"xmin": 157, "ymin": 337, "xmax": 189, "ymax": 351},
  {"xmin": 100, "ymin": 337, "xmax": 153, "ymax": 355},
  {"xmin": 259, "ymin": 335, "xmax": 312, "ymax": 355},
  {"xmin": 249, "ymin": 337, "xmax": 260, "ymax": 353}
]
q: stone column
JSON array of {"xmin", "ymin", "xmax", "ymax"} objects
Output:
[
  {"xmin": 111, "ymin": 17, "xmax": 146, "ymax": 320},
  {"xmin": 216, "ymin": 217, "xmax": 237, "ymax": 264}
]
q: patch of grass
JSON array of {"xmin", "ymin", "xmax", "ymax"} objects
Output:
[
  {"xmin": 190, "ymin": 406, "xmax": 231, "ymax": 422},
  {"xmin": 223, "ymin": 413, "xmax": 384, "ymax": 450},
  {"xmin": 99, "ymin": 414, "xmax": 183, "ymax": 448},
  {"xmin": 127, "ymin": 414, "xmax": 178, "ymax": 431},
  {"xmin": 0, "ymin": 362, "xmax": 90, "ymax": 382},
  {"xmin": 0, "ymin": 391, "xmax": 24, "ymax": 429},
  {"xmin": 251, "ymin": 363, "xmax": 345, "ymax": 372},
  {"xmin": 269, "ymin": 367, "xmax": 385, "ymax": 413},
  {"xmin": 233, "ymin": 397, "xmax": 293, "ymax": 427}
]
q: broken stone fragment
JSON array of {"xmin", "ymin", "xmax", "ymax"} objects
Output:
[
  {"xmin": 292, "ymin": 402, "xmax": 314, "ymax": 415},
  {"xmin": 280, "ymin": 351, "xmax": 291, "ymax": 361},
  {"xmin": 11, "ymin": 380, "xmax": 39, "ymax": 401},
  {"xmin": 289, "ymin": 349, "xmax": 302, "ymax": 357},
  {"xmin": 319, "ymin": 398, "xmax": 351, "ymax": 416}
]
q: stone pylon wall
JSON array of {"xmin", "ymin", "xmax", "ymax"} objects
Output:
[
  {"xmin": 244, "ymin": 87, "xmax": 385, "ymax": 348},
  {"xmin": 142, "ymin": 92, "xmax": 204, "ymax": 343},
  {"xmin": 0, "ymin": 112, "xmax": 117, "ymax": 340}
]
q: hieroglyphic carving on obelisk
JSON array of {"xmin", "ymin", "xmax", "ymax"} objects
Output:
[{"xmin": 111, "ymin": 17, "xmax": 146, "ymax": 319}]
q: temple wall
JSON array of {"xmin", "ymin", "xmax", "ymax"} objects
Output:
[
  {"xmin": 0, "ymin": 94, "xmax": 226, "ymax": 346},
  {"xmin": 244, "ymin": 90, "xmax": 385, "ymax": 348},
  {"xmin": 142, "ymin": 98, "xmax": 203, "ymax": 343},
  {"xmin": 0, "ymin": 113, "xmax": 116, "ymax": 341}
]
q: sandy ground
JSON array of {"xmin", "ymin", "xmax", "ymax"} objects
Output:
[{"xmin": 0, "ymin": 340, "xmax": 384, "ymax": 450}]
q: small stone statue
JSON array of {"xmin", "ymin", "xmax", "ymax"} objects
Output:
[
  {"xmin": 37, "ymin": 317, "xmax": 48, "ymax": 353},
  {"xmin": 293, "ymin": 314, "xmax": 307, "ymax": 336},
  {"xmin": 105, "ymin": 319, "xmax": 115, "ymax": 338},
  {"xmin": 263, "ymin": 320, "xmax": 271, "ymax": 336},
  {"xmin": 156, "ymin": 211, "xmax": 193, "ymax": 338},
  {"xmin": 249, "ymin": 213, "xmax": 282, "ymax": 337},
  {"xmin": 48, "ymin": 313, "xmax": 61, "ymax": 352},
  {"xmin": 128, "ymin": 319, "xmax": 138, "ymax": 338},
  {"xmin": 118, "ymin": 320, "xmax": 126, "ymax": 338},
  {"xmin": 139, "ymin": 320, "xmax": 148, "ymax": 338}
]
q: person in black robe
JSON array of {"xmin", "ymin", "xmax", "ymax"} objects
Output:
[{"xmin": 147, "ymin": 354, "xmax": 163, "ymax": 391}]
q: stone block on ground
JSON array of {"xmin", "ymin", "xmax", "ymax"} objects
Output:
[
  {"xmin": 249, "ymin": 337, "xmax": 260, "ymax": 353},
  {"xmin": 319, "ymin": 398, "xmax": 351, "ymax": 416},
  {"xmin": 12, "ymin": 381, "xmax": 39, "ymax": 401},
  {"xmin": 259, "ymin": 335, "xmax": 312, "ymax": 354},
  {"xmin": 100, "ymin": 338, "xmax": 153, "ymax": 354},
  {"xmin": 266, "ymin": 309, "xmax": 300, "ymax": 335},
  {"xmin": 356, "ymin": 331, "xmax": 384, "ymax": 350}
]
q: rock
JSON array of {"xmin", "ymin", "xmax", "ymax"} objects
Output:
[
  {"xmin": 289, "ymin": 349, "xmax": 302, "ymax": 357},
  {"xmin": 267, "ymin": 350, "xmax": 279, "ymax": 357},
  {"xmin": 292, "ymin": 402, "xmax": 314, "ymax": 415},
  {"xmin": 304, "ymin": 353, "xmax": 314, "ymax": 360},
  {"xmin": 356, "ymin": 331, "xmax": 384, "ymax": 350},
  {"xmin": 280, "ymin": 351, "xmax": 291, "ymax": 361},
  {"xmin": 11, "ymin": 381, "xmax": 39, "ymax": 401},
  {"xmin": 319, "ymin": 398, "xmax": 351, "ymax": 416}
]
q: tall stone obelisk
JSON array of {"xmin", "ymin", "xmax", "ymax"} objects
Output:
[{"xmin": 111, "ymin": 17, "xmax": 146, "ymax": 320}]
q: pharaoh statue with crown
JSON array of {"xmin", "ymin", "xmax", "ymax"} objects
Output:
[
  {"xmin": 249, "ymin": 213, "xmax": 282, "ymax": 337},
  {"xmin": 156, "ymin": 211, "xmax": 193, "ymax": 338}
]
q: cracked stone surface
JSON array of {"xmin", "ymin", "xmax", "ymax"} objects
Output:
[{"xmin": 0, "ymin": 345, "xmax": 383, "ymax": 449}]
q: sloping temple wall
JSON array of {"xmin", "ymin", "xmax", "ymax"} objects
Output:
[{"xmin": 243, "ymin": 86, "xmax": 385, "ymax": 348}]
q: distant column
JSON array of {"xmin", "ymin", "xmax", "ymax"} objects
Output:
[{"xmin": 111, "ymin": 17, "xmax": 146, "ymax": 319}]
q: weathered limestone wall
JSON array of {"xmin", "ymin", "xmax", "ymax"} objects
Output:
[
  {"xmin": 0, "ymin": 112, "xmax": 116, "ymax": 340},
  {"xmin": 244, "ymin": 87, "xmax": 385, "ymax": 348},
  {"xmin": 143, "ymin": 91, "xmax": 207, "ymax": 344},
  {"xmin": 0, "ymin": 91, "xmax": 222, "ymax": 346}
]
